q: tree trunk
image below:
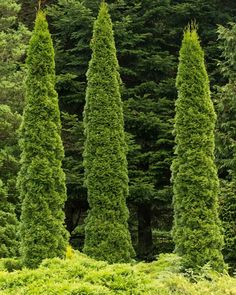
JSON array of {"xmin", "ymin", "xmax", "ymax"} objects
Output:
[{"xmin": 137, "ymin": 203, "xmax": 153, "ymax": 260}]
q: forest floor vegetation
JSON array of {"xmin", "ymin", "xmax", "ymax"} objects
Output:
[{"xmin": 0, "ymin": 251, "xmax": 235, "ymax": 294}]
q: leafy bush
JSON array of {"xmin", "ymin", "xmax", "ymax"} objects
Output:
[{"xmin": 0, "ymin": 251, "xmax": 235, "ymax": 294}]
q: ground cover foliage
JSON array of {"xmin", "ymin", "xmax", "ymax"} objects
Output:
[{"xmin": 0, "ymin": 251, "xmax": 235, "ymax": 295}]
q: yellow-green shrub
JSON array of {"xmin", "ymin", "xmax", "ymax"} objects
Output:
[{"xmin": 0, "ymin": 252, "xmax": 235, "ymax": 295}]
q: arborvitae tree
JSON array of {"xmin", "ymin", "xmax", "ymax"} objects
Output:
[
  {"xmin": 18, "ymin": 10, "xmax": 69, "ymax": 268},
  {"xmin": 172, "ymin": 27, "xmax": 225, "ymax": 272},
  {"xmin": 48, "ymin": 0, "xmax": 176, "ymax": 258},
  {"xmin": 0, "ymin": 178, "xmax": 18, "ymax": 257},
  {"xmin": 216, "ymin": 23, "xmax": 236, "ymax": 270},
  {"xmin": 83, "ymin": 2, "xmax": 134, "ymax": 263}
]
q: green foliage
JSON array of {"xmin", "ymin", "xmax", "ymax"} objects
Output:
[
  {"xmin": 2, "ymin": 258, "xmax": 22, "ymax": 272},
  {"xmin": 47, "ymin": 0, "xmax": 177, "ymax": 257},
  {"xmin": 0, "ymin": 105, "xmax": 21, "ymax": 215},
  {"xmin": 46, "ymin": 1, "xmax": 94, "ymax": 240},
  {"xmin": 172, "ymin": 27, "xmax": 225, "ymax": 272},
  {"xmin": 17, "ymin": 10, "xmax": 69, "ymax": 268},
  {"xmin": 0, "ymin": 0, "xmax": 30, "ymax": 221},
  {"xmin": 0, "ymin": 0, "xmax": 30, "ymax": 113},
  {"xmin": 219, "ymin": 181, "xmax": 236, "ymax": 272},
  {"xmin": 215, "ymin": 23, "xmax": 236, "ymax": 271},
  {"xmin": 83, "ymin": 2, "xmax": 134, "ymax": 263},
  {"xmin": 0, "ymin": 180, "xmax": 18, "ymax": 258},
  {"xmin": 0, "ymin": 107, "xmax": 21, "ymax": 257},
  {"xmin": 0, "ymin": 252, "xmax": 235, "ymax": 295},
  {"xmin": 152, "ymin": 230, "xmax": 174, "ymax": 255}
]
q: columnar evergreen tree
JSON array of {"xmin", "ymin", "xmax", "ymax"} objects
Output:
[
  {"xmin": 83, "ymin": 1, "xmax": 134, "ymax": 263},
  {"xmin": 172, "ymin": 27, "xmax": 225, "ymax": 272},
  {"xmin": 18, "ymin": 10, "xmax": 68, "ymax": 268},
  {"xmin": 216, "ymin": 23, "xmax": 236, "ymax": 269},
  {"xmin": 0, "ymin": 178, "xmax": 18, "ymax": 257}
]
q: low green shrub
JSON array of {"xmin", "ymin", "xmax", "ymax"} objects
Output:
[{"xmin": 0, "ymin": 251, "xmax": 235, "ymax": 294}]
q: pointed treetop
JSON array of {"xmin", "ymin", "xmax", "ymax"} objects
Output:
[
  {"xmin": 38, "ymin": 0, "xmax": 47, "ymax": 10},
  {"xmin": 99, "ymin": 0, "xmax": 108, "ymax": 14},
  {"xmin": 31, "ymin": 9, "xmax": 49, "ymax": 36},
  {"xmin": 183, "ymin": 21, "xmax": 199, "ymax": 42},
  {"xmin": 35, "ymin": 9, "xmax": 47, "ymax": 26},
  {"xmin": 178, "ymin": 21, "xmax": 204, "ymax": 66}
]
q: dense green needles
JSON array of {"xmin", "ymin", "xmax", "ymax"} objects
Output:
[
  {"xmin": 83, "ymin": 2, "xmax": 135, "ymax": 263},
  {"xmin": 17, "ymin": 10, "xmax": 69, "ymax": 268},
  {"xmin": 172, "ymin": 27, "xmax": 225, "ymax": 272}
]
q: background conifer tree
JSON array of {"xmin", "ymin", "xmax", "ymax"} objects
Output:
[
  {"xmin": 0, "ymin": 105, "xmax": 21, "ymax": 257},
  {"xmin": 0, "ymin": 0, "xmax": 30, "ymax": 114},
  {"xmin": 0, "ymin": 0, "xmax": 30, "ymax": 219},
  {"xmin": 83, "ymin": 2, "xmax": 134, "ymax": 263},
  {"xmin": 172, "ymin": 27, "xmax": 225, "ymax": 272},
  {"xmin": 216, "ymin": 23, "xmax": 236, "ymax": 270},
  {"xmin": 18, "ymin": 10, "xmax": 68, "ymax": 268}
]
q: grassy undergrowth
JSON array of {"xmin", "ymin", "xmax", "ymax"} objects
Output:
[{"xmin": 0, "ymin": 251, "xmax": 235, "ymax": 294}]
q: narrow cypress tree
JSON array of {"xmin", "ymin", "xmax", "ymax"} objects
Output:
[
  {"xmin": 172, "ymin": 26, "xmax": 225, "ymax": 272},
  {"xmin": 83, "ymin": 1, "xmax": 134, "ymax": 263},
  {"xmin": 18, "ymin": 10, "xmax": 68, "ymax": 268}
]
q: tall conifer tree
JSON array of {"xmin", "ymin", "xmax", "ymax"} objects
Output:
[
  {"xmin": 83, "ymin": 1, "xmax": 134, "ymax": 263},
  {"xmin": 18, "ymin": 10, "xmax": 68, "ymax": 268},
  {"xmin": 172, "ymin": 27, "xmax": 225, "ymax": 272}
]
